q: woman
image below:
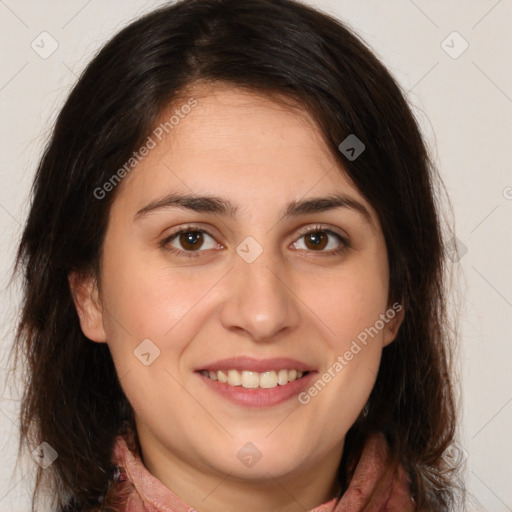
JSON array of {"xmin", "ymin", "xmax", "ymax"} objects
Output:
[{"xmin": 10, "ymin": 0, "xmax": 464, "ymax": 510}]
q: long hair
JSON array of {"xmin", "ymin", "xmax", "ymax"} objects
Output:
[{"xmin": 8, "ymin": 0, "xmax": 463, "ymax": 510}]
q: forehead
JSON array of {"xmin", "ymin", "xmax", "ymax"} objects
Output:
[
  {"xmin": 163, "ymin": 84, "xmax": 332, "ymax": 169},
  {"xmin": 112, "ymin": 83, "xmax": 377, "ymax": 227}
]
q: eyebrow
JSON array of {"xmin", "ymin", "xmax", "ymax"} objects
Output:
[{"xmin": 134, "ymin": 192, "xmax": 373, "ymax": 226}]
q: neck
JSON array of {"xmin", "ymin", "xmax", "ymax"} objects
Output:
[{"xmin": 137, "ymin": 425, "xmax": 344, "ymax": 512}]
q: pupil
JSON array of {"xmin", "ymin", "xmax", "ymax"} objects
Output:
[
  {"xmin": 307, "ymin": 232, "xmax": 327, "ymax": 250},
  {"xmin": 182, "ymin": 231, "xmax": 202, "ymax": 250}
]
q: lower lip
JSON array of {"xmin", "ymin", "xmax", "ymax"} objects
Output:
[{"xmin": 196, "ymin": 371, "xmax": 317, "ymax": 407}]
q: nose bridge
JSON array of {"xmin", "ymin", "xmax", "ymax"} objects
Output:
[{"xmin": 220, "ymin": 237, "xmax": 300, "ymax": 341}]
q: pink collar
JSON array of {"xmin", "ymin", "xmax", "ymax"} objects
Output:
[{"xmin": 109, "ymin": 431, "xmax": 415, "ymax": 511}]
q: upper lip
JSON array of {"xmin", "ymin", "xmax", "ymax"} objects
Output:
[{"xmin": 196, "ymin": 356, "xmax": 315, "ymax": 373}]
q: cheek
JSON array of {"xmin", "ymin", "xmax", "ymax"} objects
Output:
[
  {"xmin": 99, "ymin": 245, "xmax": 194, "ymax": 350},
  {"xmin": 299, "ymin": 251, "xmax": 389, "ymax": 415},
  {"xmin": 313, "ymin": 276, "xmax": 387, "ymax": 396},
  {"xmin": 98, "ymin": 265, "xmax": 211, "ymax": 424},
  {"xmin": 305, "ymin": 262, "xmax": 389, "ymax": 349},
  {"xmin": 299, "ymin": 276, "xmax": 388, "ymax": 435},
  {"xmin": 99, "ymin": 246, "xmax": 230, "ymax": 376}
]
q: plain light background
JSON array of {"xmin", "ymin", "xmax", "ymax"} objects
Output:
[{"xmin": 1, "ymin": 0, "xmax": 511, "ymax": 510}]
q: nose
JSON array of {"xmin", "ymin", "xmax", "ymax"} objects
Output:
[{"xmin": 219, "ymin": 245, "xmax": 301, "ymax": 343}]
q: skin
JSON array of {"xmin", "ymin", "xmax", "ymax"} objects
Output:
[{"xmin": 69, "ymin": 83, "xmax": 404, "ymax": 512}]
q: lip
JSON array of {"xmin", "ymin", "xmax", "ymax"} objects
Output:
[
  {"xmin": 195, "ymin": 356, "xmax": 316, "ymax": 373},
  {"xmin": 197, "ymin": 370, "xmax": 317, "ymax": 407}
]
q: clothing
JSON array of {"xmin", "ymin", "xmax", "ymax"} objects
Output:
[{"xmin": 108, "ymin": 429, "xmax": 416, "ymax": 511}]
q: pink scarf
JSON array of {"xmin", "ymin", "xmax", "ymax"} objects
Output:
[{"xmin": 108, "ymin": 430, "xmax": 416, "ymax": 511}]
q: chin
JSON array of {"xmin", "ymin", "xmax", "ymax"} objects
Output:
[{"xmin": 198, "ymin": 435, "xmax": 309, "ymax": 479}]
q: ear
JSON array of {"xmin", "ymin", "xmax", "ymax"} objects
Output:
[
  {"xmin": 382, "ymin": 302, "xmax": 405, "ymax": 347},
  {"xmin": 68, "ymin": 270, "xmax": 107, "ymax": 343}
]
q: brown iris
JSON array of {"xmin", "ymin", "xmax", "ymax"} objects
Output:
[
  {"xmin": 303, "ymin": 231, "xmax": 329, "ymax": 251},
  {"xmin": 179, "ymin": 231, "xmax": 204, "ymax": 251}
]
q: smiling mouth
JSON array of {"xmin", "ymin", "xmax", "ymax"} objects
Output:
[{"xmin": 198, "ymin": 369, "xmax": 309, "ymax": 389}]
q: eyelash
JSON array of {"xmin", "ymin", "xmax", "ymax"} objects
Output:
[{"xmin": 160, "ymin": 223, "xmax": 350, "ymax": 259}]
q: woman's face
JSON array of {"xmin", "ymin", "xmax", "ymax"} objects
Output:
[{"xmin": 72, "ymin": 84, "xmax": 402, "ymax": 502}]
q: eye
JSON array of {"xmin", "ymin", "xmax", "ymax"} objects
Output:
[
  {"xmin": 161, "ymin": 225, "xmax": 220, "ymax": 258},
  {"xmin": 160, "ymin": 223, "xmax": 349, "ymax": 259},
  {"xmin": 291, "ymin": 224, "xmax": 349, "ymax": 255}
]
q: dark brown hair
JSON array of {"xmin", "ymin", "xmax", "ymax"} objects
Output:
[{"xmin": 8, "ymin": 0, "xmax": 463, "ymax": 510}]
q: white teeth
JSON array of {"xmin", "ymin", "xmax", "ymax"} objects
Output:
[
  {"xmin": 227, "ymin": 369, "xmax": 242, "ymax": 386},
  {"xmin": 277, "ymin": 369, "xmax": 288, "ymax": 385},
  {"xmin": 241, "ymin": 371, "xmax": 259, "ymax": 388},
  {"xmin": 201, "ymin": 369, "xmax": 307, "ymax": 388},
  {"xmin": 260, "ymin": 371, "xmax": 277, "ymax": 388}
]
